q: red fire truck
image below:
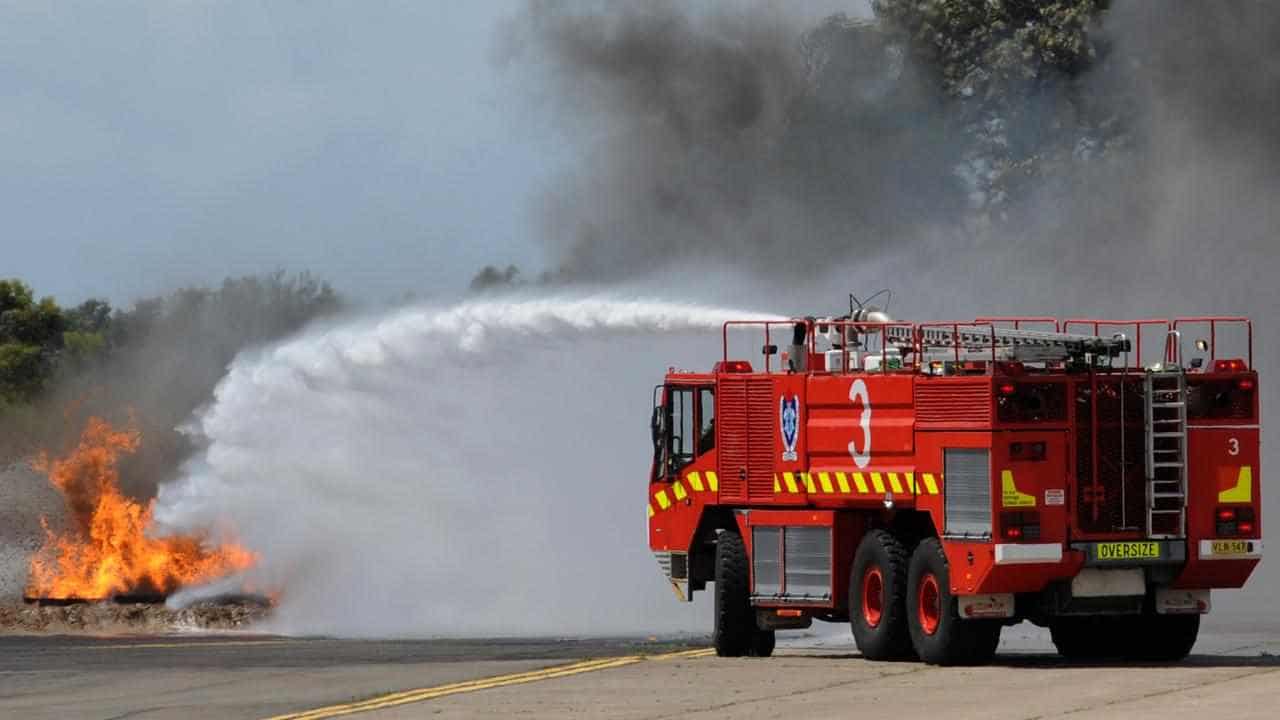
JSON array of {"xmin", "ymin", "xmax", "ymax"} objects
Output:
[{"xmin": 647, "ymin": 306, "xmax": 1261, "ymax": 664}]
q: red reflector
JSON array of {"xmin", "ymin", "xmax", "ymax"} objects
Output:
[
  {"xmin": 776, "ymin": 609, "xmax": 803, "ymax": 617},
  {"xmin": 1214, "ymin": 359, "xmax": 1247, "ymax": 372},
  {"xmin": 1237, "ymin": 378, "xmax": 1256, "ymax": 392},
  {"xmin": 1239, "ymin": 521, "xmax": 1255, "ymax": 534},
  {"xmin": 998, "ymin": 383, "xmax": 1017, "ymax": 397},
  {"xmin": 1217, "ymin": 508, "xmax": 1236, "ymax": 522}
]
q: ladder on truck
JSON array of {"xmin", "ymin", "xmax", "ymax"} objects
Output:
[
  {"xmin": 1145, "ymin": 370, "xmax": 1188, "ymax": 538},
  {"xmin": 880, "ymin": 325, "xmax": 1130, "ymax": 363}
]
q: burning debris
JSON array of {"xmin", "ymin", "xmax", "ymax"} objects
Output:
[{"xmin": 24, "ymin": 418, "xmax": 257, "ymax": 604}]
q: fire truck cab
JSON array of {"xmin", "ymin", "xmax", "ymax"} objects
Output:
[{"xmin": 647, "ymin": 308, "xmax": 1261, "ymax": 664}]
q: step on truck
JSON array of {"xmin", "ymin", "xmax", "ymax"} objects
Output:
[{"xmin": 647, "ymin": 303, "xmax": 1261, "ymax": 664}]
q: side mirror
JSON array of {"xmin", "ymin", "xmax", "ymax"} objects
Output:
[{"xmin": 1195, "ymin": 339, "xmax": 1210, "ymax": 352}]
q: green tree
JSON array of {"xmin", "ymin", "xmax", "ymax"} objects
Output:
[{"xmin": 0, "ymin": 279, "xmax": 66, "ymax": 402}]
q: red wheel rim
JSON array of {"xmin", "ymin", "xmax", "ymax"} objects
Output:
[
  {"xmin": 861, "ymin": 566, "xmax": 884, "ymax": 628},
  {"xmin": 918, "ymin": 573, "xmax": 941, "ymax": 636}
]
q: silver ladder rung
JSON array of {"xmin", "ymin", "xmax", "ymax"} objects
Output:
[
  {"xmin": 1151, "ymin": 402, "xmax": 1185, "ymax": 408},
  {"xmin": 1150, "ymin": 508, "xmax": 1184, "ymax": 515},
  {"xmin": 1152, "ymin": 492, "xmax": 1185, "ymax": 499},
  {"xmin": 1151, "ymin": 432, "xmax": 1186, "ymax": 438}
]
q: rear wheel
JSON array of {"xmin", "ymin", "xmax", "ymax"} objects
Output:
[
  {"xmin": 1128, "ymin": 613, "xmax": 1199, "ymax": 662},
  {"xmin": 713, "ymin": 531, "xmax": 773, "ymax": 657},
  {"xmin": 906, "ymin": 538, "xmax": 1001, "ymax": 666},
  {"xmin": 1050, "ymin": 616, "xmax": 1129, "ymax": 660},
  {"xmin": 849, "ymin": 529, "xmax": 913, "ymax": 660}
]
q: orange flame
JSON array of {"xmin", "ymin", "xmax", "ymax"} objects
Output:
[{"xmin": 26, "ymin": 417, "xmax": 257, "ymax": 600}]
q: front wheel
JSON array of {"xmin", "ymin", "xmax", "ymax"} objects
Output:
[
  {"xmin": 713, "ymin": 531, "xmax": 773, "ymax": 657},
  {"xmin": 906, "ymin": 538, "xmax": 1001, "ymax": 666}
]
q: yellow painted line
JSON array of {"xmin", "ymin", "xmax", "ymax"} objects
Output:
[
  {"xmin": 783, "ymin": 472, "xmax": 798, "ymax": 494},
  {"xmin": 647, "ymin": 504, "xmax": 655, "ymax": 518},
  {"xmin": 871, "ymin": 472, "xmax": 885, "ymax": 493},
  {"xmin": 923, "ymin": 473, "xmax": 939, "ymax": 495},
  {"xmin": 852, "ymin": 473, "xmax": 868, "ymax": 493},
  {"xmin": 818, "ymin": 472, "xmax": 834, "ymax": 494},
  {"xmin": 687, "ymin": 472, "xmax": 704, "ymax": 492},
  {"xmin": 650, "ymin": 648, "xmax": 715, "ymax": 660},
  {"xmin": 773, "ymin": 475, "xmax": 781, "ymax": 493},
  {"xmin": 655, "ymin": 490, "xmax": 671, "ymax": 510},
  {"xmin": 888, "ymin": 473, "xmax": 903, "ymax": 494},
  {"xmin": 905, "ymin": 473, "xmax": 917, "ymax": 494},
  {"xmin": 706, "ymin": 471, "xmax": 719, "ymax": 492},
  {"xmin": 672, "ymin": 481, "xmax": 688, "ymax": 502},
  {"xmin": 265, "ymin": 649, "xmax": 711, "ymax": 720},
  {"xmin": 803, "ymin": 473, "xmax": 816, "ymax": 494},
  {"xmin": 836, "ymin": 472, "xmax": 850, "ymax": 494}
]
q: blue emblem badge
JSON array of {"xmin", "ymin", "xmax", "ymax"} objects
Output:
[{"xmin": 780, "ymin": 395, "xmax": 799, "ymax": 461}]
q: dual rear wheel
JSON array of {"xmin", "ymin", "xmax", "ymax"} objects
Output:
[{"xmin": 850, "ymin": 532, "xmax": 1001, "ymax": 665}]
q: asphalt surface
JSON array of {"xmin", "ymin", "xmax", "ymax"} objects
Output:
[{"xmin": 3, "ymin": 621, "xmax": 1280, "ymax": 720}]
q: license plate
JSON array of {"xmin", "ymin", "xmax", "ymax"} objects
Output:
[
  {"xmin": 1097, "ymin": 542, "xmax": 1161, "ymax": 560},
  {"xmin": 1210, "ymin": 540, "xmax": 1250, "ymax": 556}
]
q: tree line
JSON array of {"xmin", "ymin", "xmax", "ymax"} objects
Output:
[{"xmin": 0, "ymin": 272, "xmax": 342, "ymax": 491}]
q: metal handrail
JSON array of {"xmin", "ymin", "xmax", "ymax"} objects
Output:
[{"xmin": 1172, "ymin": 316, "xmax": 1254, "ymax": 369}]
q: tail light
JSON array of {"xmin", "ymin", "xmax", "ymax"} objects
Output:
[
  {"xmin": 1216, "ymin": 506, "xmax": 1257, "ymax": 537},
  {"xmin": 1000, "ymin": 511, "xmax": 1041, "ymax": 541},
  {"xmin": 1009, "ymin": 441, "xmax": 1047, "ymax": 462}
]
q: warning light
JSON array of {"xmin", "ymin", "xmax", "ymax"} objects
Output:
[
  {"xmin": 998, "ymin": 383, "xmax": 1017, "ymax": 397},
  {"xmin": 713, "ymin": 360, "xmax": 754, "ymax": 373},
  {"xmin": 1214, "ymin": 359, "xmax": 1247, "ymax": 373}
]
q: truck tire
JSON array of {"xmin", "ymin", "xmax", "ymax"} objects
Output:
[
  {"xmin": 714, "ymin": 531, "xmax": 772, "ymax": 657},
  {"xmin": 849, "ymin": 529, "xmax": 913, "ymax": 660},
  {"xmin": 906, "ymin": 538, "xmax": 1002, "ymax": 666},
  {"xmin": 1049, "ymin": 617, "xmax": 1128, "ymax": 660},
  {"xmin": 1127, "ymin": 613, "xmax": 1199, "ymax": 662}
]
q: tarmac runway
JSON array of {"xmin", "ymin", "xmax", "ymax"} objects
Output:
[{"xmin": 4, "ymin": 616, "xmax": 1280, "ymax": 720}]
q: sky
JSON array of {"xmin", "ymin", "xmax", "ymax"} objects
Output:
[
  {"xmin": 2, "ymin": 2, "xmax": 568, "ymax": 305},
  {"xmin": 1, "ymin": 1, "xmax": 870, "ymax": 307}
]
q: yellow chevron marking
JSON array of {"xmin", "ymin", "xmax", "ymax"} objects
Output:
[
  {"xmin": 706, "ymin": 471, "xmax": 718, "ymax": 492},
  {"xmin": 673, "ymin": 482, "xmax": 688, "ymax": 502},
  {"xmin": 1219, "ymin": 466, "xmax": 1253, "ymax": 503},
  {"xmin": 647, "ymin": 504, "xmax": 655, "ymax": 518},
  {"xmin": 818, "ymin": 472, "xmax": 834, "ymax": 494},
  {"xmin": 871, "ymin": 473, "xmax": 885, "ymax": 493},
  {"xmin": 804, "ymin": 473, "xmax": 817, "ymax": 493},
  {"xmin": 687, "ymin": 472, "xmax": 704, "ymax": 492},
  {"xmin": 773, "ymin": 475, "xmax": 781, "ymax": 493},
  {"xmin": 888, "ymin": 473, "xmax": 903, "ymax": 494},
  {"xmin": 852, "ymin": 473, "xmax": 868, "ymax": 493},
  {"xmin": 783, "ymin": 472, "xmax": 798, "ymax": 494},
  {"xmin": 905, "ymin": 473, "xmax": 917, "ymax": 494},
  {"xmin": 923, "ymin": 473, "xmax": 939, "ymax": 495},
  {"xmin": 836, "ymin": 472, "xmax": 851, "ymax": 494},
  {"xmin": 1001, "ymin": 470, "xmax": 1036, "ymax": 508},
  {"xmin": 655, "ymin": 490, "xmax": 671, "ymax": 510}
]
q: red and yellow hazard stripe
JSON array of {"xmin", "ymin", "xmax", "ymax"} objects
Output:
[
  {"xmin": 772, "ymin": 471, "xmax": 941, "ymax": 498},
  {"xmin": 648, "ymin": 470, "xmax": 941, "ymax": 517},
  {"xmin": 648, "ymin": 471, "xmax": 718, "ymax": 518}
]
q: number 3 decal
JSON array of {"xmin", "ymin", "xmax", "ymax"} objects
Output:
[
  {"xmin": 848, "ymin": 379, "xmax": 872, "ymax": 468},
  {"xmin": 1229, "ymin": 438, "xmax": 1240, "ymax": 456}
]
